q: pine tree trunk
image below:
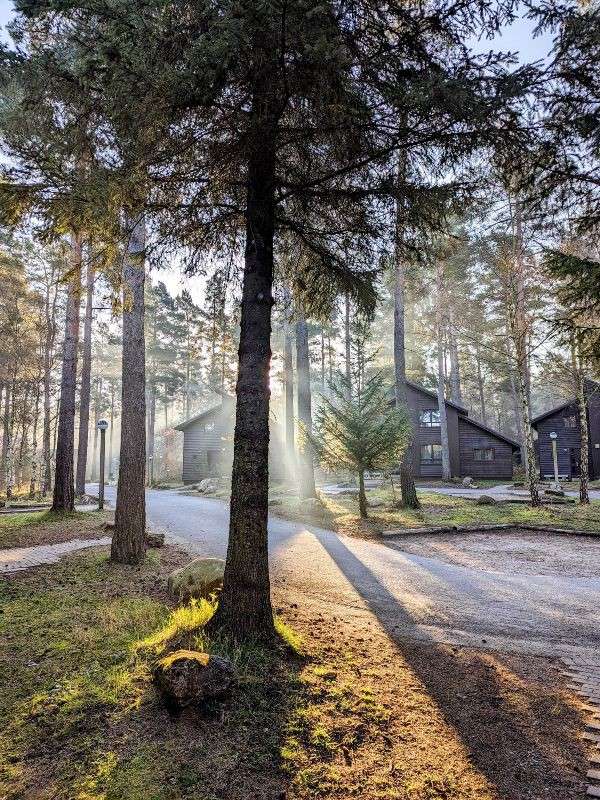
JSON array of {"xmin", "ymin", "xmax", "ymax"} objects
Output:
[
  {"xmin": 52, "ymin": 233, "xmax": 82, "ymax": 512},
  {"xmin": 344, "ymin": 291, "xmax": 352, "ymax": 394},
  {"xmin": 76, "ymin": 256, "xmax": 94, "ymax": 497},
  {"xmin": 393, "ymin": 193, "xmax": 419, "ymax": 508},
  {"xmin": 208, "ymin": 106, "xmax": 276, "ymax": 641},
  {"xmin": 29, "ymin": 382, "xmax": 41, "ymax": 499},
  {"xmin": 435, "ymin": 260, "xmax": 451, "ymax": 481},
  {"xmin": 5, "ymin": 380, "xmax": 15, "ymax": 500},
  {"xmin": 474, "ymin": 344, "xmax": 487, "ymax": 423},
  {"xmin": 283, "ymin": 318, "xmax": 295, "ymax": 474},
  {"xmin": 1, "ymin": 383, "xmax": 10, "ymax": 496},
  {"xmin": 111, "ymin": 215, "xmax": 147, "ymax": 564},
  {"xmin": 358, "ymin": 469, "xmax": 367, "ymax": 518},
  {"xmin": 447, "ymin": 311, "xmax": 462, "ymax": 404},
  {"xmin": 91, "ymin": 383, "xmax": 100, "ymax": 482},
  {"xmin": 147, "ymin": 384, "xmax": 156, "ymax": 486},
  {"xmin": 572, "ymin": 338, "xmax": 590, "ymax": 504},
  {"xmin": 296, "ymin": 313, "xmax": 316, "ymax": 499},
  {"xmin": 108, "ymin": 382, "xmax": 115, "ymax": 480},
  {"xmin": 41, "ymin": 281, "xmax": 57, "ymax": 496},
  {"xmin": 320, "ymin": 327, "xmax": 326, "ymax": 390}
]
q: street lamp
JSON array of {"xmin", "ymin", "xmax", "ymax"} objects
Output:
[
  {"xmin": 97, "ymin": 419, "xmax": 109, "ymax": 510},
  {"xmin": 549, "ymin": 431, "xmax": 560, "ymax": 488}
]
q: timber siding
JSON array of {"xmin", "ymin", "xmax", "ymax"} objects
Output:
[
  {"xmin": 532, "ymin": 380, "xmax": 600, "ymax": 480},
  {"xmin": 176, "ymin": 399, "xmax": 286, "ymax": 484},
  {"xmin": 402, "ymin": 382, "xmax": 519, "ymax": 479}
]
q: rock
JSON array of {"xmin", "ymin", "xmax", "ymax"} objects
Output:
[
  {"xmin": 268, "ymin": 498, "xmax": 282, "ymax": 506},
  {"xmin": 368, "ymin": 499, "xmax": 385, "ymax": 508},
  {"xmin": 476, "ymin": 494, "xmax": 497, "ymax": 505},
  {"xmin": 197, "ymin": 478, "xmax": 219, "ymax": 494},
  {"xmin": 104, "ymin": 522, "xmax": 115, "ymax": 531},
  {"xmin": 146, "ymin": 531, "xmax": 165, "ymax": 548},
  {"xmin": 167, "ymin": 557, "xmax": 225, "ymax": 601},
  {"xmin": 303, "ymin": 497, "xmax": 322, "ymax": 511},
  {"xmin": 462, "ymin": 476, "xmax": 475, "ymax": 487},
  {"xmin": 153, "ymin": 649, "xmax": 234, "ymax": 711},
  {"xmin": 545, "ymin": 487, "xmax": 565, "ymax": 497}
]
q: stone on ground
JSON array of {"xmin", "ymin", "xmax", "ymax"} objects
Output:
[
  {"xmin": 167, "ymin": 557, "xmax": 225, "ymax": 601},
  {"xmin": 545, "ymin": 487, "xmax": 565, "ymax": 497},
  {"xmin": 153, "ymin": 649, "xmax": 234, "ymax": 710},
  {"xmin": 146, "ymin": 531, "xmax": 165, "ymax": 548},
  {"xmin": 462, "ymin": 476, "xmax": 477, "ymax": 487},
  {"xmin": 476, "ymin": 494, "xmax": 497, "ymax": 505},
  {"xmin": 197, "ymin": 478, "xmax": 219, "ymax": 494}
]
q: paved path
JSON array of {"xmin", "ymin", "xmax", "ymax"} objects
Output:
[
  {"xmin": 88, "ymin": 484, "xmax": 600, "ymax": 656},
  {"xmin": 0, "ymin": 537, "xmax": 112, "ymax": 572}
]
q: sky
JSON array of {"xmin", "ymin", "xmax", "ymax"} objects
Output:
[{"xmin": 0, "ymin": 0, "xmax": 554, "ymax": 303}]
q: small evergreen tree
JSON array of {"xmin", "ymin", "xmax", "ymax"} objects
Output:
[{"xmin": 309, "ymin": 374, "xmax": 410, "ymax": 518}]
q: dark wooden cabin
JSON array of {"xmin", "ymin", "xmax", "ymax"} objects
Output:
[
  {"xmin": 401, "ymin": 382, "xmax": 520, "ymax": 480},
  {"xmin": 531, "ymin": 380, "xmax": 600, "ymax": 480},
  {"xmin": 175, "ymin": 398, "xmax": 286, "ymax": 484},
  {"xmin": 175, "ymin": 382, "xmax": 520, "ymax": 484}
]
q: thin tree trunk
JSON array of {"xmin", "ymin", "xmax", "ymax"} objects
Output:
[
  {"xmin": 52, "ymin": 233, "xmax": 82, "ymax": 512},
  {"xmin": 147, "ymin": 384, "xmax": 156, "ymax": 486},
  {"xmin": 447, "ymin": 311, "xmax": 462, "ymax": 404},
  {"xmin": 283, "ymin": 318, "xmax": 295, "ymax": 473},
  {"xmin": 209, "ymin": 104, "xmax": 276, "ymax": 640},
  {"xmin": 1, "ymin": 383, "xmax": 10, "ymax": 496},
  {"xmin": 296, "ymin": 313, "xmax": 316, "ymax": 499},
  {"xmin": 344, "ymin": 291, "xmax": 351, "ymax": 394},
  {"xmin": 358, "ymin": 469, "xmax": 367, "ymax": 518},
  {"xmin": 320, "ymin": 327, "xmax": 326, "ymax": 391},
  {"xmin": 5, "ymin": 378, "xmax": 15, "ymax": 500},
  {"xmin": 108, "ymin": 382, "xmax": 115, "ymax": 480},
  {"xmin": 112, "ymin": 215, "xmax": 147, "ymax": 564},
  {"xmin": 475, "ymin": 343, "xmax": 487, "ymax": 424},
  {"xmin": 435, "ymin": 260, "xmax": 451, "ymax": 481},
  {"xmin": 90, "ymin": 381, "xmax": 100, "ymax": 482},
  {"xmin": 76, "ymin": 255, "xmax": 94, "ymax": 496},
  {"xmin": 393, "ymin": 189, "xmax": 419, "ymax": 508},
  {"xmin": 42, "ymin": 279, "xmax": 57, "ymax": 496},
  {"xmin": 572, "ymin": 337, "xmax": 590, "ymax": 504},
  {"xmin": 29, "ymin": 381, "xmax": 41, "ymax": 499}
]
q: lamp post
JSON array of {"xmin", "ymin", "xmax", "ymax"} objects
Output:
[
  {"xmin": 549, "ymin": 431, "xmax": 559, "ymax": 488},
  {"xmin": 97, "ymin": 419, "xmax": 108, "ymax": 510}
]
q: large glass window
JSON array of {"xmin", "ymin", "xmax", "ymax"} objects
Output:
[
  {"xmin": 474, "ymin": 447, "xmax": 495, "ymax": 461},
  {"xmin": 420, "ymin": 444, "xmax": 442, "ymax": 464},
  {"xmin": 419, "ymin": 409, "xmax": 440, "ymax": 427}
]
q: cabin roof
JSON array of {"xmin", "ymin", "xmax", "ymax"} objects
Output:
[
  {"xmin": 530, "ymin": 400, "xmax": 575, "ymax": 427},
  {"xmin": 405, "ymin": 380, "xmax": 469, "ymax": 414},
  {"xmin": 459, "ymin": 414, "xmax": 521, "ymax": 449},
  {"xmin": 173, "ymin": 398, "xmax": 234, "ymax": 431}
]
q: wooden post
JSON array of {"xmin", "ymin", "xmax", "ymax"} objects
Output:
[{"xmin": 98, "ymin": 419, "xmax": 108, "ymax": 510}]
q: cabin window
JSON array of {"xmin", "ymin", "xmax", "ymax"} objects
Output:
[
  {"xmin": 563, "ymin": 415, "xmax": 577, "ymax": 429},
  {"xmin": 420, "ymin": 444, "xmax": 442, "ymax": 464},
  {"xmin": 204, "ymin": 421, "xmax": 215, "ymax": 432},
  {"xmin": 419, "ymin": 409, "xmax": 440, "ymax": 428},
  {"xmin": 474, "ymin": 447, "xmax": 495, "ymax": 461}
]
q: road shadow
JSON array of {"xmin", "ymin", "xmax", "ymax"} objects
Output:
[{"xmin": 309, "ymin": 528, "xmax": 590, "ymax": 800}]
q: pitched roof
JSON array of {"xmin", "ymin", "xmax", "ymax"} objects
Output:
[
  {"xmin": 173, "ymin": 397, "xmax": 235, "ymax": 431},
  {"xmin": 530, "ymin": 400, "xmax": 575, "ymax": 427},
  {"xmin": 459, "ymin": 414, "xmax": 521, "ymax": 449},
  {"xmin": 405, "ymin": 380, "xmax": 469, "ymax": 414}
]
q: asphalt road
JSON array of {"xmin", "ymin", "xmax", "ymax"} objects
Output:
[{"xmin": 90, "ymin": 484, "xmax": 600, "ymax": 655}]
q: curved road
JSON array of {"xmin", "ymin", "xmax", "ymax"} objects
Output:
[{"xmin": 91, "ymin": 485, "xmax": 600, "ymax": 655}]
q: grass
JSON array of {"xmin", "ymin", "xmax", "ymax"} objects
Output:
[
  {"xmin": 0, "ymin": 513, "xmax": 591, "ymax": 799},
  {"xmin": 0, "ymin": 509, "xmax": 111, "ymax": 548},
  {"xmin": 266, "ymin": 486, "xmax": 600, "ymax": 537}
]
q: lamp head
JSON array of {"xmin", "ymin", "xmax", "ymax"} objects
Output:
[{"xmin": 97, "ymin": 419, "xmax": 109, "ymax": 431}]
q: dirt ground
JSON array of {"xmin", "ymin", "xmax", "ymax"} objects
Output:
[
  {"xmin": 0, "ymin": 514, "xmax": 595, "ymax": 799},
  {"xmin": 384, "ymin": 527, "xmax": 600, "ymax": 578}
]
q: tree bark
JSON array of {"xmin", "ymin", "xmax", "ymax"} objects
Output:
[
  {"xmin": 447, "ymin": 311, "xmax": 462, "ymax": 405},
  {"xmin": 208, "ymin": 105, "xmax": 276, "ymax": 641},
  {"xmin": 435, "ymin": 259, "xmax": 452, "ymax": 481},
  {"xmin": 283, "ymin": 317, "xmax": 295, "ymax": 475},
  {"xmin": 75, "ymin": 255, "xmax": 94, "ymax": 497},
  {"xmin": 41, "ymin": 275, "xmax": 58, "ymax": 496},
  {"xmin": 111, "ymin": 215, "xmax": 147, "ymax": 564},
  {"xmin": 572, "ymin": 337, "xmax": 590, "ymax": 504},
  {"xmin": 108, "ymin": 381, "xmax": 115, "ymax": 480},
  {"xmin": 393, "ymin": 193, "xmax": 419, "ymax": 508},
  {"xmin": 474, "ymin": 343, "xmax": 487, "ymax": 424},
  {"xmin": 90, "ymin": 379, "xmax": 100, "ymax": 482},
  {"xmin": 1, "ymin": 383, "xmax": 10, "ymax": 496},
  {"xmin": 344, "ymin": 290, "xmax": 352, "ymax": 394},
  {"xmin": 29, "ymin": 380, "xmax": 41, "ymax": 499},
  {"xmin": 358, "ymin": 469, "xmax": 367, "ymax": 518},
  {"xmin": 296, "ymin": 313, "xmax": 316, "ymax": 499},
  {"xmin": 52, "ymin": 233, "xmax": 82, "ymax": 512}
]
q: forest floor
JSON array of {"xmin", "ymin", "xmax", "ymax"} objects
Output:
[
  {"xmin": 0, "ymin": 512, "xmax": 593, "ymax": 800},
  {"xmin": 195, "ymin": 481, "xmax": 600, "ymax": 538}
]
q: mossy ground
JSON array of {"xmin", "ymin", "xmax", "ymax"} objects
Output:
[
  {"xmin": 0, "ymin": 515, "xmax": 592, "ymax": 799},
  {"xmin": 0, "ymin": 509, "xmax": 112, "ymax": 548},
  {"xmin": 265, "ymin": 485, "xmax": 600, "ymax": 538}
]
